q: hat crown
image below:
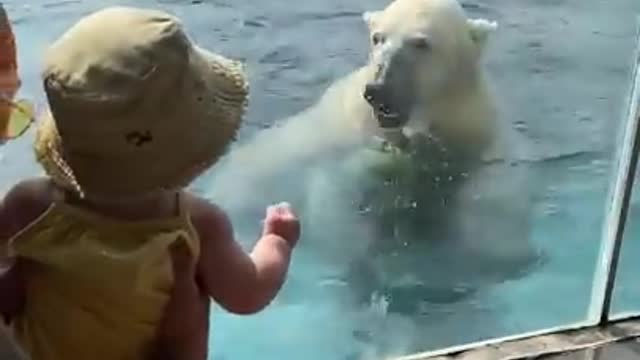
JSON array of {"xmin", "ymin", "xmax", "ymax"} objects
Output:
[
  {"xmin": 42, "ymin": 7, "xmax": 193, "ymax": 157},
  {"xmin": 43, "ymin": 7, "xmax": 189, "ymax": 107}
]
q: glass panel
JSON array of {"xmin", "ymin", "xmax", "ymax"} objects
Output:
[
  {"xmin": 0, "ymin": 0, "xmax": 638, "ymax": 359},
  {"xmin": 200, "ymin": 0, "xmax": 640, "ymax": 357}
]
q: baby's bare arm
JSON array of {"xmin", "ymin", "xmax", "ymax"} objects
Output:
[
  {"xmin": 187, "ymin": 195, "xmax": 294, "ymax": 314},
  {"xmin": 0, "ymin": 178, "xmax": 51, "ymax": 357},
  {"xmin": 0, "ymin": 178, "xmax": 53, "ymax": 244},
  {"xmin": 0, "ymin": 179, "xmax": 51, "ymax": 318}
]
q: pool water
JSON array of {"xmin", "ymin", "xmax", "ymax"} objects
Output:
[{"xmin": 2, "ymin": 0, "xmax": 640, "ymax": 359}]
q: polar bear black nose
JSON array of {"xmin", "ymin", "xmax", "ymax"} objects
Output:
[{"xmin": 363, "ymin": 83, "xmax": 384, "ymax": 104}]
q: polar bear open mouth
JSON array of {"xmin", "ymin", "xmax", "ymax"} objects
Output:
[{"xmin": 363, "ymin": 93, "xmax": 405, "ymax": 129}]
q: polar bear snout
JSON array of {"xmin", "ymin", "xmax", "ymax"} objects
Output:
[
  {"xmin": 364, "ymin": 82, "xmax": 403, "ymax": 129},
  {"xmin": 363, "ymin": 82, "xmax": 384, "ymax": 105},
  {"xmin": 363, "ymin": 82, "xmax": 393, "ymax": 118},
  {"xmin": 363, "ymin": 78, "xmax": 414, "ymax": 129}
]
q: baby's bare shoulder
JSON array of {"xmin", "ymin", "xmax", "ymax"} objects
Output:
[
  {"xmin": 1, "ymin": 177, "xmax": 55, "ymax": 240},
  {"xmin": 182, "ymin": 192, "xmax": 233, "ymax": 243},
  {"xmin": 4, "ymin": 177, "xmax": 54, "ymax": 208},
  {"xmin": 183, "ymin": 192, "xmax": 224, "ymax": 221}
]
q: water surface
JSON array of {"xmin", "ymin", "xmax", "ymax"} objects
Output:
[{"xmin": 2, "ymin": 0, "xmax": 640, "ymax": 359}]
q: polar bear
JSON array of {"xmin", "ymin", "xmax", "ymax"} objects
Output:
[
  {"xmin": 208, "ymin": 0, "xmax": 538, "ymax": 304},
  {"xmin": 359, "ymin": 0, "xmax": 499, "ymax": 156},
  {"xmin": 210, "ymin": 0, "xmax": 502, "ymax": 195}
]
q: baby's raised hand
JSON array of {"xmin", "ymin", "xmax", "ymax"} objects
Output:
[{"xmin": 262, "ymin": 202, "xmax": 300, "ymax": 247}]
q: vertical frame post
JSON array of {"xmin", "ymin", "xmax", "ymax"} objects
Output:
[{"xmin": 589, "ymin": 21, "xmax": 640, "ymax": 325}]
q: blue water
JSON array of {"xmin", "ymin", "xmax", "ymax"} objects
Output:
[{"xmin": 2, "ymin": 0, "xmax": 640, "ymax": 359}]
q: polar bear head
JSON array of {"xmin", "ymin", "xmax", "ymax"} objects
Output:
[{"xmin": 362, "ymin": 0, "xmax": 497, "ymax": 129}]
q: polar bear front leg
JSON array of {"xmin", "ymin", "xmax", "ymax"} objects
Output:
[{"xmin": 452, "ymin": 161, "xmax": 541, "ymax": 278}]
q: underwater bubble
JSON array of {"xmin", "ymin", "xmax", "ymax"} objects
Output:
[
  {"xmin": 369, "ymin": 292, "xmax": 390, "ymax": 317},
  {"xmin": 357, "ymin": 203, "xmax": 372, "ymax": 214}
]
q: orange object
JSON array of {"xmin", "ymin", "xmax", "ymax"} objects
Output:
[
  {"xmin": 0, "ymin": 3, "xmax": 20, "ymax": 138},
  {"xmin": 0, "ymin": 4, "xmax": 17, "ymax": 71}
]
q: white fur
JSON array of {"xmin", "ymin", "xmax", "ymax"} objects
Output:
[
  {"xmin": 214, "ymin": 0, "xmax": 500, "ymax": 179},
  {"xmin": 209, "ymin": 0, "xmax": 535, "ymax": 268}
]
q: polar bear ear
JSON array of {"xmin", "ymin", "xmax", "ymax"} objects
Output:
[
  {"xmin": 468, "ymin": 18, "xmax": 498, "ymax": 51},
  {"xmin": 363, "ymin": 11, "xmax": 382, "ymax": 29}
]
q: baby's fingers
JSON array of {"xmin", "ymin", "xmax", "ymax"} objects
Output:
[
  {"xmin": 273, "ymin": 202, "xmax": 295, "ymax": 217},
  {"xmin": 265, "ymin": 204, "xmax": 279, "ymax": 218},
  {"xmin": 168, "ymin": 239, "xmax": 196, "ymax": 279}
]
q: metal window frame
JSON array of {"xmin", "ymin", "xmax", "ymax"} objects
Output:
[
  {"xmin": 589, "ymin": 17, "xmax": 640, "ymax": 325},
  {"xmin": 397, "ymin": 317, "xmax": 640, "ymax": 360}
]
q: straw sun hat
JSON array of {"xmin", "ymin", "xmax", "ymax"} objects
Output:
[{"xmin": 34, "ymin": 6, "xmax": 249, "ymax": 200}]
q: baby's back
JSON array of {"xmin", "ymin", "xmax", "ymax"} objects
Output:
[{"xmin": 6, "ymin": 178, "xmax": 200, "ymax": 360}]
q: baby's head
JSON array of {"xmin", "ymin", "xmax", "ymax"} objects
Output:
[{"xmin": 34, "ymin": 6, "xmax": 249, "ymax": 201}]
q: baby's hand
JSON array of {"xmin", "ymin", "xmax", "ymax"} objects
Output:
[{"xmin": 262, "ymin": 202, "xmax": 300, "ymax": 247}]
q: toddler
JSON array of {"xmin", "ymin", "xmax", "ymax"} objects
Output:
[{"xmin": 0, "ymin": 6, "xmax": 300, "ymax": 360}]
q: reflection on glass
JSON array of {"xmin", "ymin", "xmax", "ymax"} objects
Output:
[{"xmin": 2, "ymin": 0, "xmax": 640, "ymax": 359}]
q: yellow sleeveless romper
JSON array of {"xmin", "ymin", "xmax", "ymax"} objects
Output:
[{"xmin": 7, "ymin": 192, "xmax": 200, "ymax": 360}]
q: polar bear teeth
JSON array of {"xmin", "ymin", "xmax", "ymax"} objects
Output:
[
  {"xmin": 364, "ymin": 92, "xmax": 399, "ymax": 118},
  {"xmin": 377, "ymin": 105, "xmax": 399, "ymax": 118}
]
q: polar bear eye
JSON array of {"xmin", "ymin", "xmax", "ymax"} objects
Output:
[{"xmin": 371, "ymin": 32, "xmax": 385, "ymax": 46}]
